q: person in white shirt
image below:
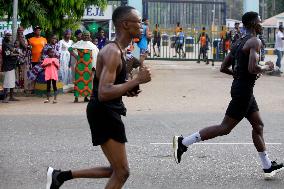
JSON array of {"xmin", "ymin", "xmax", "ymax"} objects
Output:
[
  {"xmin": 58, "ymin": 29, "xmax": 73, "ymax": 85},
  {"xmin": 275, "ymin": 25, "xmax": 284, "ymax": 73}
]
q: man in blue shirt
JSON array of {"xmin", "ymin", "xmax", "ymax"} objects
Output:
[
  {"xmin": 174, "ymin": 28, "xmax": 185, "ymax": 58},
  {"xmin": 138, "ymin": 18, "xmax": 151, "ymax": 65},
  {"xmin": 96, "ymin": 29, "xmax": 108, "ymax": 50}
]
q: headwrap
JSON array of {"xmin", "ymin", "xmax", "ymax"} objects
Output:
[
  {"xmin": 4, "ymin": 30, "xmax": 12, "ymax": 36},
  {"xmin": 64, "ymin": 29, "xmax": 72, "ymax": 35},
  {"xmin": 33, "ymin": 25, "xmax": 42, "ymax": 31},
  {"xmin": 83, "ymin": 30, "xmax": 90, "ymax": 35},
  {"xmin": 17, "ymin": 26, "xmax": 24, "ymax": 32},
  {"xmin": 75, "ymin": 29, "xmax": 82, "ymax": 36},
  {"xmin": 71, "ymin": 40, "xmax": 98, "ymax": 50}
]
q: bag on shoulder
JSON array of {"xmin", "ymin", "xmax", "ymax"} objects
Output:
[{"xmin": 27, "ymin": 64, "xmax": 43, "ymax": 81}]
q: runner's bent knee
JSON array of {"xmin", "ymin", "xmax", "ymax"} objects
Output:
[{"xmin": 113, "ymin": 166, "xmax": 130, "ymax": 181}]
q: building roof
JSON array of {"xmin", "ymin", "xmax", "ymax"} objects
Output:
[
  {"xmin": 262, "ymin": 12, "xmax": 284, "ymax": 28},
  {"xmin": 226, "ymin": 19, "xmax": 242, "ymax": 28}
]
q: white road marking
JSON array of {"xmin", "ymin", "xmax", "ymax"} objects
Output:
[{"xmin": 150, "ymin": 142, "xmax": 282, "ymax": 145}]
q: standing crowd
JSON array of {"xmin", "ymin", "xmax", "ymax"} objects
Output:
[
  {"xmin": 136, "ymin": 18, "xmax": 283, "ymax": 73},
  {"xmin": 2, "ymin": 20, "xmax": 282, "ymax": 104},
  {"xmin": 1, "ymin": 26, "xmax": 108, "ymax": 103}
]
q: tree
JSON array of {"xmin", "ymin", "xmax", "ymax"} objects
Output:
[
  {"xmin": 265, "ymin": 0, "xmax": 284, "ymax": 19},
  {"xmin": 0, "ymin": 0, "xmax": 107, "ymax": 35}
]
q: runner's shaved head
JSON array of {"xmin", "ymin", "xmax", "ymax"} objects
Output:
[
  {"xmin": 112, "ymin": 6, "xmax": 136, "ymax": 27},
  {"xmin": 242, "ymin": 11, "xmax": 259, "ymax": 28}
]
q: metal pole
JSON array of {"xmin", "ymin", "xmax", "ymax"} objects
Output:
[
  {"xmin": 12, "ymin": 0, "xmax": 18, "ymax": 42},
  {"xmin": 212, "ymin": 3, "xmax": 215, "ymax": 26},
  {"xmin": 272, "ymin": 0, "xmax": 275, "ymax": 12},
  {"xmin": 262, "ymin": 0, "xmax": 265, "ymax": 19}
]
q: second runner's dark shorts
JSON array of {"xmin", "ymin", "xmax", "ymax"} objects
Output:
[{"xmin": 226, "ymin": 95, "xmax": 259, "ymax": 121}]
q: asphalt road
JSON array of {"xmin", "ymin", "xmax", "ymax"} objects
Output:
[{"xmin": 0, "ymin": 59, "xmax": 284, "ymax": 189}]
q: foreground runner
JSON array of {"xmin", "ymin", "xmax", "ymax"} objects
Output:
[
  {"xmin": 46, "ymin": 6, "xmax": 151, "ymax": 189},
  {"xmin": 173, "ymin": 12, "xmax": 283, "ymax": 179}
]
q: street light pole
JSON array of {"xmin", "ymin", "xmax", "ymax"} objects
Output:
[
  {"xmin": 12, "ymin": 0, "xmax": 18, "ymax": 42},
  {"xmin": 212, "ymin": 0, "xmax": 215, "ymax": 26},
  {"xmin": 262, "ymin": 0, "xmax": 265, "ymax": 19}
]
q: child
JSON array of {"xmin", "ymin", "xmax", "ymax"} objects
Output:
[
  {"xmin": 41, "ymin": 48, "xmax": 59, "ymax": 103},
  {"xmin": 92, "ymin": 37, "xmax": 99, "ymax": 47}
]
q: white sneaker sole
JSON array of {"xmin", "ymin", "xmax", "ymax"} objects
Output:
[
  {"xmin": 264, "ymin": 167, "xmax": 284, "ymax": 180},
  {"xmin": 46, "ymin": 167, "xmax": 54, "ymax": 189},
  {"xmin": 173, "ymin": 136, "xmax": 179, "ymax": 164}
]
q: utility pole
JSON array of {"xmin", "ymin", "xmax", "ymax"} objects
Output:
[
  {"xmin": 262, "ymin": 0, "xmax": 265, "ymax": 19},
  {"xmin": 272, "ymin": 0, "xmax": 276, "ymax": 13},
  {"xmin": 12, "ymin": 0, "xmax": 18, "ymax": 42},
  {"xmin": 212, "ymin": 0, "xmax": 215, "ymax": 26}
]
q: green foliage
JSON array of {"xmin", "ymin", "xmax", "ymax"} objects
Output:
[
  {"xmin": 0, "ymin": 0, "xmax": 107, "ymax": 36},
  {"xmin": 266, "ymin": 0, "xmax": 284, "ymax": 18},
  {"xmin": 0, "ymin": 0, "xmax": 13, "ymax": 19}
]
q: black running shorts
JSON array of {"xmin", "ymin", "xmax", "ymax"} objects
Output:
[
  {"xmin": 225, "ymin": 95, "xmax": 259, "ymax": 121},
  {"xmin": 86, "ymin": 100, "xmax": 127, "ymax": 146},
  {"xmin": 153, "ymin": 39, "xmax": 161, "ymax": 47}
]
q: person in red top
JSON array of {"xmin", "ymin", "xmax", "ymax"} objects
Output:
[
  {"xmin": 28, "ymin": 26, "xmax": 47, "ymax": 67},
  {"xmin": 41, "ymin": 48, "xmax": 59, "ymax": 103}
]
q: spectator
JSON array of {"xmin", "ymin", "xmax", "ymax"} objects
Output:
[
  {"xmin": 41, "ymin": 34, "xmax": 60, "ymax": 87},
  {"xmin": 259, "ymin": 31, "xmax": 266, "ymax": 62},
  {"xmin": 75, "ymin": 29, "xmax": 82, "ymax": 42},
  {"xmin": 28, "ymin": 26, "xmax": 47, "ymax": 67},
  {"xmin": 96, "ymin": 29, "xmax": 107, "ymax": 50},
  {"xmin": 14, "ymin": 40, "xmax": 25, "ymax": 89},
  {"xmin": 42, "ymin": 34, "xmax": 60, "ymax": 60},
  {"xmin": 69, "ymin": 30, "xmax": 99, "ymax": 103},
  {"xmin": 15, "ymin": 26, "xmax": 32, "ymax": 93},
  {"xmin": 153, "ymin": 24, "xmax": 161, "ymax": 57},
  {"xmin": 231, "ymin": 22, "xmax": 241, "ymax": 45},
  {"xmin": 28, "ymin": 26, "xmax": 47, "ymax": 92},
  {"xmin": 220, "ymin": 26, "xmax": 231, "ymax": 57},
  {"xmin": 92, "ymin": 37, "xmax": 99, "ymax": 47},
  {"xmin": 197, "ymin": 27, "xmax": 211, "ymax": 64},
  {"xmin": 42, "ymin": 48, "xmax": 59, "ymax": 103},
  {"xmin": 59, "ymin": 29, "xmax": 73, "ymax": 86},
  {"xmin": 275, "ymin": 25, "xmax": 284, "ymax": 73},
  {"xmin": 173, "ymin": 22, "xmax": 181, "ymax": 57},
  {"xmin": 95, "ymin": 27, "xmax": 102, "ymax": 39},
  {"xmin": 138, "ymin": 17, "xmax": 151, "ymax": 65},
  {"xmin": 175, "ymin": 22, "xmax": 181, "ymax": 36},
  {"xmin": 174, "ymin": 27, "xmax": 185, "ymax": 58},
  {"xmin": 69, "ymin": 29, "xmax": 83, "ymax": 82},
  {"xmin": 2, "ymin": 31, "xmax": 19, "ymax": 103}
]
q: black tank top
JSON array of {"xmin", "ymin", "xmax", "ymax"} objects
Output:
[
  {"xmin": 231, "ymin": 34, "xmax": 258, "ymax": 95},
  {"xmin": 232, "ymin": 35, "xmax": 258, "ymax": 81},
  {"xmin": 91, "ymin": 41, "xmax": 127, "ymax": 115}
]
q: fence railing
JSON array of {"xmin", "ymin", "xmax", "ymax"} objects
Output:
[{"xmin": 146, "ymin": 32, "xmax": 228, "ymax": 63}]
